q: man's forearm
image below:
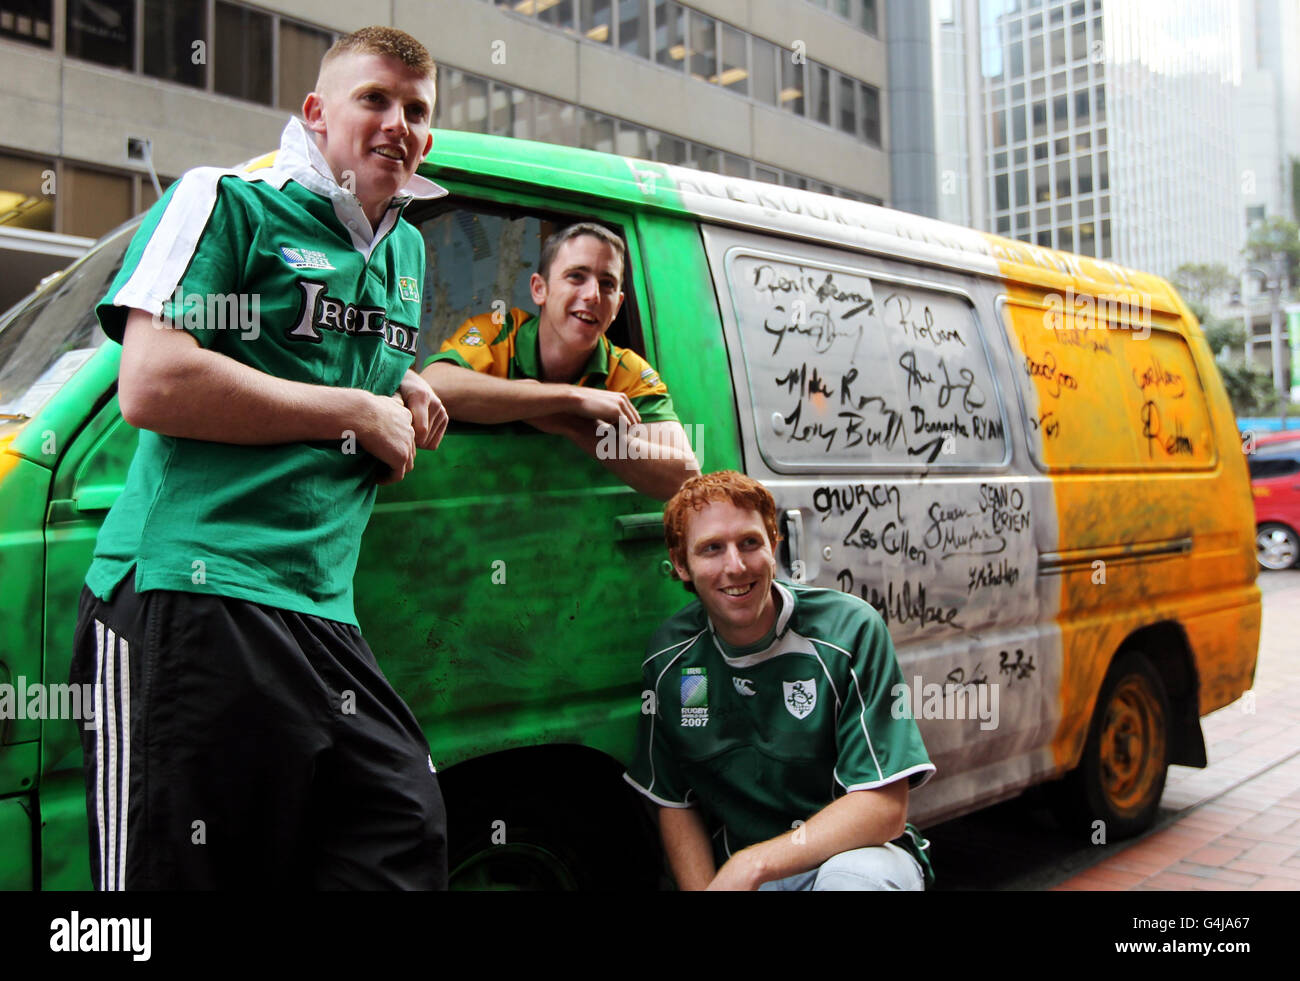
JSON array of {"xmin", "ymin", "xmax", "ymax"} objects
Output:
[
  {"xmin": 659, "ymin": 806, "xmax": 717, "ymax": 891},
  {"xmin": 119, "ymin": 312, "xmax": 383, "ymax": 445},
  {"xmin": 420, "ymin": 361, "xmax": 577, "ymax": 424},
  {"xmin": 559, "ymin": 419, "xmax": 701, "ymax": 500},
  {"xmin": 710, "ymin": 781, "xmax": 909, "ymax": 890}
]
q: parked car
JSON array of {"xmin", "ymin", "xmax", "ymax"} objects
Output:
[
  {"xmin": 0, "ymin": 131, "xmax": 1261, "ymax": 888},
  {"xmin": 1247, "ymin": 431, "xmax": 1300, "ymax": 570}
]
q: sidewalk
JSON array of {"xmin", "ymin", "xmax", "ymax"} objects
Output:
[{"xmin": 1054, "ymin": 575, "xmax": 1300, "ymax": 891}]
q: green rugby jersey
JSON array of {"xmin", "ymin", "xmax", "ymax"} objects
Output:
[
  {"xmin": 625, "ymin": 580, "xmax": 936, "ymax": 876},
  {"xmin": 86, "ymin": 117, "xmax": 446, "ymax": 625}
]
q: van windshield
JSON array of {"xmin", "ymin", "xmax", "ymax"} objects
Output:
[{"xmin": 0, "ymin": 221, "xmax": 137, "ymax": 423}]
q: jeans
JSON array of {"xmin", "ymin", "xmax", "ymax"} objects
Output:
[{"xmin": 757, "ymin": 842, "xmax": 924, "ymax": 891}]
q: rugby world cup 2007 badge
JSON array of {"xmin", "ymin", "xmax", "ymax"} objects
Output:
[
  {"xmin": 681, "ymin": 667, "xmax": 708, "ymax": 728},
  {"xmin": 783, "ymin": 679, "xmax": 817, "ymax": 720}
]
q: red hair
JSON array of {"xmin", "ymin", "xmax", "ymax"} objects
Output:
[{"xmin": 663, "ymin": 471, "xmax": 781, "ymax": 593}]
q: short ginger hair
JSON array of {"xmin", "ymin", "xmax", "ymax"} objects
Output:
[
  {"xmin": 318, "ymin": 26, "xmax": 437, "ymax": 83},
  {"xmin": 663, "ymin": 471, "xmax": 782, "ymax": 593}
]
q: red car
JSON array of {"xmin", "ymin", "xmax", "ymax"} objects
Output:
[{"xmin": 1248, "ymin": 431, "xmax": 1300, "ymax": 570}]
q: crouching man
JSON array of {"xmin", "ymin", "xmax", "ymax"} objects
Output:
[{"xmin": 624, "ymin": 471, "xmax": 936, "ymax": 890}]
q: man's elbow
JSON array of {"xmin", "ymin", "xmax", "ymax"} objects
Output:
[
  {"xmin": 117, "ymin": 356, "xmax": 193, "ymax": 432},
  {"xmin": 117, "ymin": 373, "xmax": 172, "ymax": 431}
]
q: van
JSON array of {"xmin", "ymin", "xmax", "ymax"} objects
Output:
[{"xmin": 0, "ymin": 131, "xmax": 1260, "ymax": 889}]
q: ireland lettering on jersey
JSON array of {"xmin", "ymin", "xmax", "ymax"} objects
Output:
[{"xmin": 287, "ymin": 280, "xmax": 417, "ymax": 355}]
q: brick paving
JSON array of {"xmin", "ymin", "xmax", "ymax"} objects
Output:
[{"xmin": 1054, "ymin": 574, "xmax": 1300, "ymax": 891}]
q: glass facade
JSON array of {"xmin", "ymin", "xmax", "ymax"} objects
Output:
[
  {"xmin": 437, "ymin": 65, "xmax": 877, "ymax": 201},
  {"xmin": 977, "ymin": 0, "xmax": 1241, "ymax": 273},
  {"xmin": 12, "ymin": 0, "xmax": 882, "ymax": 228},
  {"xmin": 487, "ymin": 0, "xmax": 883, "ymax": 147}
]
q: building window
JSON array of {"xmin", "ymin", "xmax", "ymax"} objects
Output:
[
  {"xmin": 718, "ymin": 24, "xmax": 748, "ymax": 94},
  {"xmin": 488, "ymin": 84, "xmax": 529, "ymax": 138},
  {"xmin": 579, "ymin": 0, "xmax": 613, "ymax": 43},
  {"xmin": 143, "ymin": 0, "xmax": 206, "ymax": 89},
  {"xmin": 215, "ymin": 1, "xmax": 272, "ymax": 105},
  {"xmin": 0, "ymin": 151, "xmax": 55, "ymax": 231},
  {"xmin": 66, "ymin": 0, "xmax": 133, "ymax": 70},
  {"xmin": 860, "ymin": 0, "xmax": 877, "ymax": 35},
  {"xmin": 538, "ymin": 0, "xmax": 575, "ymax": 33},
  {"xmin": 62, "ymin": 165, "xmax": 133, "ymax": 239},
  {"xmin": 581, "ymin": 109, "xmax": 616, "ymax": 152},
  {"xmin": 0, "ymin": 0, "xmax": 52, "ymax": 47},
  {"xmin": 616, "ymin": 121, "xmax": 649, "ymax": 157},
  {"xmin": 278, "ymin": 20, "xmax": 332, "ymax": 112},
  {"xmin": 618, "ymin": 0, "xmax": 650, "ymax": 58},
  {"xmin": 751, "ymin": 36, "xmax": 778, "ymax": 105},
  {"xmin": 838, "ymin": 74, "xmax": 856, "ymax": 134},
  {"xmin": 654, "ymin": 0, "xmax": 686, "ymax": 71},
  {"xmin": 781, "ymin": 56, "xmax": 805, "ymax": 114},
  {"xmin": 859, "ymin": 82, "xmax": 879, "ymax": 145},
  {"xmin": 534, "ymin": 96, "xmax": 577, "ymax": 145},
  {"xmin": 687, "ymin": 9, "xmax": 716, "ymax": 82},
  {"xmin": 809, "ymin": 63, "xmax": 831, "ymax": 126},
  {"xmin": 451, "ymin": 72, "xmax": 491, "ymax": 134}
]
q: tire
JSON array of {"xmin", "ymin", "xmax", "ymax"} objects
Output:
[
  {"xmin": 444, "ymin": 771, "xmax": 660, "ymax": 891},
  {"xmin": 1053, "ymin": 651, "xmax": 1170, "ymax": 840},
  {"xmin": 1256, "ymin": 522, "xmax": 1300, "ymax": 571}
]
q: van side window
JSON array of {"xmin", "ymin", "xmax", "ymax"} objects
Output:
[
  {"xmin": 413, "ymin": 207, "xmax": 640, "ymax": 372},
  {"xmin": 719, "ymin": 248, "xmax": 1008, "ymax": 470},
  {"xmin": 1002, "ymin": 298, "xmax": 1217, "ymax": 470}
]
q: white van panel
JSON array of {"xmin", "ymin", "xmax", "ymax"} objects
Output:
[{"xmin": 700, "ymin": 223, "xmax": 1067, "ymax": 826}]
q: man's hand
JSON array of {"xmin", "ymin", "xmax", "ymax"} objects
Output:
[
  {"xmin": 362, "ymin": 392, "xmax": 417, "ymax": 485},
  {"xmin": 705, "ymin": 850, "xmax": 766, "ymax": 891},
  {"xmin": 397, "ymin": 368, "xmax": 449, "ymax": 450},
  {"xmin": 566, "ymin": 387, "xmax": 640, "ymax": 428}
]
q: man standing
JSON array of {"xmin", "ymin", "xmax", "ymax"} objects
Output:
[
  {"xmin": 422, "ymin": 223, "xmax": 699, "ymax": 500},
  {"xmin": 70, "ymin": 27, "xmax": 449, "ymax": 889},
  {"xmin": 625, "ymin": 471, "xmax": 935, "ymax": 890}
]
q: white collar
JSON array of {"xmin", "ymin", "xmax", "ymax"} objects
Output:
[
  {"xmin": 269, "ymin": 116, "xmax": 447, "ymax": 257},
  {"xmin": 275, "ymin": 116, "xmax": 448, "ymax": 206},
  {"xmin": 707, "ymin": 581, "xmax": 798, "ymax": 667}
]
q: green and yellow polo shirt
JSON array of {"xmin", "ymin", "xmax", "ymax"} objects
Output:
[{"xmin": 427, "ymin": 307, "xmax": 679, "ymax": 424}]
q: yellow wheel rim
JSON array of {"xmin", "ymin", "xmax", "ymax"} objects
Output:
[{"xmin": 1098, "ymin": 675, "xmax": 1166, "ymax": 816}]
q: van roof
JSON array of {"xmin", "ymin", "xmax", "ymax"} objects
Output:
[{"xmin": 422, "ymin": 129, "xmax": 1184, "ymax": 318}]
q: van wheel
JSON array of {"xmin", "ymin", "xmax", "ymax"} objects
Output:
[
  {"xmin": 1256, "ymin": 522, "xmax": 1300, "ymax": 571},
  {"xmin": 1053, "ymin": 651, "xmax": 1170, "ymax": 840},
  {"xmin": 445, "ymin": 780, "xmax": 659, "ymax": 891}
]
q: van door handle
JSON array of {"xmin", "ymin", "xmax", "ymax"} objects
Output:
[
  {"xmin": 615, "ymin": 512, "xmax": 664, "ymax": 542},
  {"xmin": 783, "ymin": 508, "xmax": 805, "ymax": 579}
]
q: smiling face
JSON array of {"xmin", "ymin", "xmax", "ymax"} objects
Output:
[
  {"xmin": 302, "ymin": 51, "xmax": 435, "ymax": 226},
  {"xmin": 672, "ymin": 500, "xmax": 779, "ymax": 647},
  {"xmin": 530, "ymin": 235, "xmax": 625, "ymax": 357}
]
